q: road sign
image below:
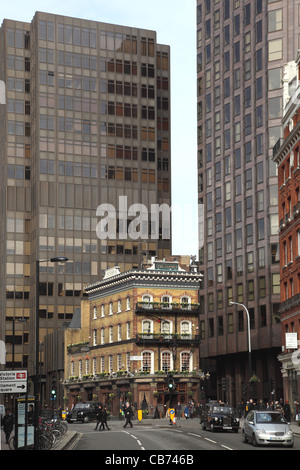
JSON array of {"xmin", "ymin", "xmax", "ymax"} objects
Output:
[{"xmin": 0, "ymin": 370, "xmax": 27, "ymax": 394}]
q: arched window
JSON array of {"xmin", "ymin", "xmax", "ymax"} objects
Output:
[
  {"xmin": 142, "ymin": 319, "xmax": 153, "ymax": 337},
  {"xmin": 93, "ymin": 329, "xmax": 97, "ymax": 346},
  {"xmin": 161, "ymin": 320, "xmax": 172, "ymax": 338},
  {"xmin": 181, "ymin": 351, "xmax": 192, "ymax": 372},
  {"xmin": 161, "ymin": 295, "xmax": 172, "ymax": 309},
  {"xmin": 161, "ymin": 351, "xmax": 172, "ymax": 372},
  {"xmin": 109, "ymin": 325, "xmax": 113, "ymax": 343},
  {"xmin": 109, "ymin": 355, "xmax": 113, "ymax": 373},
  {"xmin": 142, "ymin": 351, "xmax": 153, "ymax": 373},
  {"xmin": 181, "ymin": 296, "xmax": 191, "ymax": 309},
  {"xmin": 142, "ymin": 294, "xmax": 152, "ymax": 308},
  {"xmin": 181, "ymin": 321, "xmax": 192, "ymax": 339},
  {"xmin": 101, "ymin": 304, "xmax": 105, "ymax": 317}
]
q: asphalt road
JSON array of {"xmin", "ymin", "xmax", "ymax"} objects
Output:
[{"xmin": 68, "ymin": 417, "xmax": 299, "ymax": 452}]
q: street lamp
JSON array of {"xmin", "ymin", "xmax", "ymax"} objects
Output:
[
  {"xmin": 34, "ymin": 256, "xmax": 68, "ymax": 450},
  {"xmin": 230, "ymin": 301, "xmax": 252, "ymax": 390}
]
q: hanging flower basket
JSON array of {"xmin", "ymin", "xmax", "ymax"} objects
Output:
[{"xmin": 249, "ymin": 375, "xmax": 260, "ymax": 383}]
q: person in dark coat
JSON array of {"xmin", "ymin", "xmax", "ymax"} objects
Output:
[
  {"xmin": 123, "ymin": 402, "xmax": 133, "ymax": 428},
  {"xmin": 2, "ymin": 409, "xmax": 14, "ymax": 445},
  {"xmin": 100, "ymin": 406, "xmax": 110, "ymax": 430},
  {"xmin": 94, "ymin": 405, "xmax": 103, "ymax": 430},
  {"xmin": 283, "ymin": 401, "xmax": 291, "ymax": 423}
]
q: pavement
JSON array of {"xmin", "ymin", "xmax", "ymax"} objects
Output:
[{"xmin": 2, "ymin": 416, "xmax": 300, "ymax": 450}]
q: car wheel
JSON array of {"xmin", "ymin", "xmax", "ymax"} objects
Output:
[
  {"xmin": 252, "ymin": 433, "xmax": 258, "ymax": 447},
  {"xmin": 201, "ymin": 422, "xmax": 206, "ymax": 430},
  {"xmin": 83, "ymin": 416, "xmax": 89, "ymax": 423},
  {"xmin": 242, "ymin": 429, "xmax": 248, "ymax": 443},
  {"xmin": 210, "ymin": 423, "xmax": 215, "ymax": 432}
]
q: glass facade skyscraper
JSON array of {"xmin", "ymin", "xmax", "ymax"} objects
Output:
[
  {"xmin": 0, "ymin": 12, "xmax": 171, "ymax": 394},
  {"xmin": 197, "ymin": 0, "xmax": 300, "ymax": 404}
]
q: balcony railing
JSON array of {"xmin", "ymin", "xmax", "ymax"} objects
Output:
[
  {"xmin": 135, "ymin": 302, "xmax": 200, "ymax": 314},
  {"xmin": 136, "ymin": 333, "xmax": 200, "ymax": 344}
]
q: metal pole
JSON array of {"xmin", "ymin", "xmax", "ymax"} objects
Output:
[{"xmin": 230, "ymin": 302, "xmax": 252, "ymax": 391}]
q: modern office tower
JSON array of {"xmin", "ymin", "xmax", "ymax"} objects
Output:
[
  {"xmin": 0, "ymin": 12, "xmax": 171, "ymax": 396},
  {"xmin": 197, "ymin": 0, "xmax": 300, "ymax": 405}
]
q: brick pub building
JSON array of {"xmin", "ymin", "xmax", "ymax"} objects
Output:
[{"xmin": 63, "ymin": 259, "xmax": 208, "ymax": 417}]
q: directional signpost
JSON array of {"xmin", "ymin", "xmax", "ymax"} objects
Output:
[
  {"xmin": 0, "ymin": 370, "xmax": 27, "ymax": 394},
  {"xmin": 0, "ymin": 370, "xmax": 32, "ymax": 449}
]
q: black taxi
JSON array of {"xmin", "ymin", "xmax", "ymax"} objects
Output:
[
  {"xmin": 67, "ymin": 402, "xmax": 102, "ymax": 423},
  {"xmin": 200, "ymin": 401, "xmax": 240, "ymax": 432}
]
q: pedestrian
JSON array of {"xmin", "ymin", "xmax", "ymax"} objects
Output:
[
  {"xmin": 283, "ymin": 401, "xmax": 291, "ymax": 423},
  {"xmin": 100, "ymin": 406, "xmax": 110, "ymax": 430},
  {"xmin": 123, "ymin": 402, "xmax": 133, "ymax": 428},
  {"xmin": 2, "ymin": 409, "xmax": 13, "ymax": 445},
  {"xmin": 175, "ymin": 402, "xmax": 181, "ymax": 420},
  {"xmin": 94, "ymin": 405, "xmax": 103, "ymax": 430},
  {"xmin": 184, "ymin": 405, "xmax": 189, "ymax": 419},
  {"xmin": 258, "ymin": 399, "xmax": 265, "ymax": 410}
]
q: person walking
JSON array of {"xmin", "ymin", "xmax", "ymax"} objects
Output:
[
  {"xmin": 2, "ymin": 409, "xmax": 14, "ymax": 445},
  {"xmin": 100, "ymin": 406, "xmax": 110, "ymax": 430},
  {"xmin": 123, "ymin": 402, "xmax": 133, "ymax": 428},
  {"xmin": 94, "ymin": 404, "xmax": 103, "ymax": 430},
  {"xmin": 175, "ymin": 402, "xmax": 181, "ymax": 420},
  {"xmin": 283, "ymin": 401, "xmax": 291, "ymax": 423}
]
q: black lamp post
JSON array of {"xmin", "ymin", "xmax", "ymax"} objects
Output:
[
  {"xmin": 34, "ymin": 256, "xmax": 68, "ymax": 450},
  {"xmin": 230, "ymin": 301, "xmax": 252, "ymax": 398}
]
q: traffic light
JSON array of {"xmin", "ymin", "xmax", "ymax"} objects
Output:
[
  {"xmin": 167, "ymin": 374, "xmax": 174, "ymax": 391},
  {"xmin": 51, "ymin": 379, "xmax": 56, "ymax": 399}
]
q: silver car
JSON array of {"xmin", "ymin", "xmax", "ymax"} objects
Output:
[{"xmin": 242, "ymin": 410, "xmax": 294, "ymax": 447}]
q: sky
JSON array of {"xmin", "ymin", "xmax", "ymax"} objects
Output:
[{"xmin": 0, "ymin": 0, "xmax": 198, "ymax": 257}]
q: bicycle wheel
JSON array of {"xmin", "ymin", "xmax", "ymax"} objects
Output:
[
  {"xmin": 51, "ymin": 429, "xmax": 61, "ymax": 445},
  {"xmin": 8, "ymin": 435, "xmax": 16, "ymax": 450},
  {"xmin": 59, "ymin": 421, "xmax": 68, "ymax": 435},
  {"xmin": 39, "ymin": 433, "xmax": 53, "ymax": 450}
]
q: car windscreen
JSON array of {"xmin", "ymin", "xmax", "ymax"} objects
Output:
[
  {"xmin": 212, "ymin": 406, "xmax": 233, "ymax": 414},
  {"xmin": 256, "ymin": 413, "xmax": 287, "ymax": 424}
]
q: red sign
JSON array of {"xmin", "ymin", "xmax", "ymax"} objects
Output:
[{"xmin": 16, "ymin": 372, "xmax": 26, "ymax": 380}]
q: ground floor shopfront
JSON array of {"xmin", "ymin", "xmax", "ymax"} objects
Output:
[
  {"xmin": 64, "ymin": 372, "xmax": 207, "ymax": 417},
  {"xmin": 213, "ymin": 349, "xmax": 283, "ymax": 408},
  {"xmin": 278, "ymin": 351, "xmax": 300, "ymax": 419}
]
